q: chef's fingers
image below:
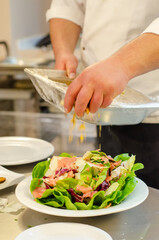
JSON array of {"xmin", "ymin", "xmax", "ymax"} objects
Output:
[
  {"xmin": 89, "ymin": 91, "xmax": 103, "ymax": 113},
  {"xmin": 74, "ymin": 86, "xmax": 94, "ymax": 117},
  {"xmin": 66, "ymin": 59, "xmax": 78, "ymax": 79},
  {"xmin": 100, "ymin": 95, "xmax": 113, "ymax": 108},
  {"xmin": 54, "ymin": 61, "xmax": 65, "ymax": 70},
  {"xmin": 64, "ymin": 79, "xmax": 82, "ymax": 113}
]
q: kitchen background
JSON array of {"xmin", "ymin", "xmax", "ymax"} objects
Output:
[
  {"xmin": 0, "ymin": 0, "xmax": 96, "ymax": 154},
  {"xmin": 0, "ymin": 0, "xmax": 57, "ymax": 113}
]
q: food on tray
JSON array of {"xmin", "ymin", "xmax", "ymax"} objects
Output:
[
  {"xmin": 30, "ymin": 150, "xmax": 144, "ymax": 210},
  {"xmin": 0, "ymin": 177, "xmax": 6, "ymax": 183}
]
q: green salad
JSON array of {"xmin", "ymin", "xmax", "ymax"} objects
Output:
[{"xmin": 30, "ymin": 150, "xmax": 144, "ymax": 210}]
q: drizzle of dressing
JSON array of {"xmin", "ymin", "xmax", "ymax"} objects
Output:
[{"xmin": 32, "ymin": 187, "xmax": 46, "ymax": 198}]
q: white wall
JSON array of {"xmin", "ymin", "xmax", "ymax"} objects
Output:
[
  {"xmin": 0, "ymin": 0, "xmax": 11, "ymax": 59},
  {"xmin": 0, "ymin": 0, "xmax": 52, "ymax": 56}
]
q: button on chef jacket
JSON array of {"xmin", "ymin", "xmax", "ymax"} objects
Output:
[{"xmin": 46, "ymin": 0, "xmax": 159, "ymax": 122}]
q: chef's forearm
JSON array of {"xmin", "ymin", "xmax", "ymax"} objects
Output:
[
  {"xmin": 49, "ymin": 18, "xmax": 81, "ymax": 57},
  {"xmin": 113, "ymin": 33, "xmax": 159, "ymax": 81}
]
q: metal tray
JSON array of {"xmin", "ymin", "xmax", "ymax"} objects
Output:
[{"xmin": 25, "ymin": 68, "xmax": 159, "ymax": 125}]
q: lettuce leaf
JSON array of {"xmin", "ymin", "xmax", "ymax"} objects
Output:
[
  {"xmin": 56, "ymin": 178, "xmax": 78, "ymax": 190},
  {"xmin": 105, "ymin": 182, "xmax": 119, "ymax": 196},
  {"xmin": 30, "ymin": 175, "xmax": 138, "ymax": 210},
  {"xmin": 36, "ymin": 188, "xmax": 68, "ymax": 208},
  {"xmin": 59, "ymin": 153, "xmax": 72, "ymax": 158},
  {"xmin": 30, "ymin": 178, "xmax": 43, "ymax": 192},
  {"xmin": 78, "ymin": 163, "xmax": 93, "ymax": 185},
  {"xmin": 99, "ymin": 190, "xmax": 120, "ymax": 209},
  {"xmin": 121, "ymin": 155, "xmax": 135, "ymax": 171},
  {"xmin": 78, "ymin": 163, "xmax": 109, "ymax": 190},
  {"xmin": 30, "ymin": 151, "xmax": 144, "ymax": 210},
  {"xmin": 90, "ymin": 168, "xmax": 108, "ymax": 190},
  {"xmin": 133, "ymin": 163, "xmax": 144, "ymax": 172},
  {"xmin": 114, "ymin": 153, "xmax": 130, "ymax": 162},
  {"xmin": 32, "ymin": 159, "xmax": 51, "ymax": 178},
  {"xmin": 34, "ymin": 187, "xmax": 77, "ymax": 210},
  {"xmin": 115, "ymin": 177, "xmax": 137, "ymax": 204},
  {"xmin": 75, "ymin": 191, "xmax": 105, "ymax": 210}
]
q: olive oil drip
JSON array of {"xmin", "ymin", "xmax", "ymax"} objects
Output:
[
  {"xmin": 69, "ymin": 108, "xmax": 89, "ymax": 143},
  {"xmin": 98, "ymin": 125, "xmax": 102, "ymax": 150},
  {"xmin": 69, "ymin": 112, "xmax": 76, "ymax": 143},
  {"xmin": 69, "ymin": 109, "xmax": 102, "ymax": 147}
]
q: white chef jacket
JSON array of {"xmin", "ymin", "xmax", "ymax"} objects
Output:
[{"xmin": 46, "ymin": 0, "xmax": 159, "ymax": 122}]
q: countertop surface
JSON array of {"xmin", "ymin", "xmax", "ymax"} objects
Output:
[{"xmin": 0, "ymin": 111, "xmax": 158, "ymax": 240}]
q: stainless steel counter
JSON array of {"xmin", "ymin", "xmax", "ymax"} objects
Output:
[
  {"xmin": 0, "ymin": 111, "xmax": 158, "ymax": 240},
  {"xmin": 1, "ymin": 186, "xmax": 158, "ymax": 240},
  {"xmin": 0, "ymin": 111, "xmax": 97, "ymax": 156}
]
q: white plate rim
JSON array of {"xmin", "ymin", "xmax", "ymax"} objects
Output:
[
  {"xmin": 0, "ymin": 136, "xmax": 54, "ymax": 166},
  {"xmin": 15, "ymin": 175, "xmax": 149, "ymax": 217},
  {"xmin": 15, "ymin": 222, "xmax": 112, "ymax": 240}
]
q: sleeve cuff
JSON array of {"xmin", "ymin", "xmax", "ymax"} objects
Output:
[
  {"xmin": 46, "ymin": 6, "xmax": 84, "ymax": 28},
  {"xmin": 143, "ymin": 18, "xmax": 159, "ymax": 35}
]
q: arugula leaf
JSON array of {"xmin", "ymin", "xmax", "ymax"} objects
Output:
[{"xmin": 91, "ymin": 150, "xmax": 106, "ymax": 157}]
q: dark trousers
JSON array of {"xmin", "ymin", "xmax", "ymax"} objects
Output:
[{"xmin": 97, "ymin": 124, "xmax": 159, "ymax": 189}]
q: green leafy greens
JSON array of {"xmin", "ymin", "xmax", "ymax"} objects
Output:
[{"xmin": 30, "ymin": 151, "xmax": 144, "ymax": 210}]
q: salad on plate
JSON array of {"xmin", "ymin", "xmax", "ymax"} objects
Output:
[{"xmin": 30, "ymin": 150, "xmax": 144, "ymax": 210}]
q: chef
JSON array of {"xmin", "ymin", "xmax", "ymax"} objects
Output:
[{"xmin": 46, "ymin": 0, "xmax": 159, "ymax": 188}]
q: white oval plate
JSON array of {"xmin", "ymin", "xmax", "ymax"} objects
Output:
[
  {"xmin": 15, "ymin": 176, "xmax": 149, "ymax": 217},
  {"xmin": 0, "ymin": 166, "xmax": 24, "ymax": 190},
  {"xmin": 15, "ymin": 222, "xmax": 112, "ymax": 240},
  {"xmin": 0, "ymin": 137, "xmax": 54, "ymax": 166}
]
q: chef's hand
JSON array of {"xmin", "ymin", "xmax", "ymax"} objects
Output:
[
  {"xmin": 63, "ymin": 33, "xmax": 159, "ymax": 117},
  {"xmin": 64, "ymin": 56, "xmax": 130, "ymax": 117},
  {"xmin": 54, "ymin": 53, "xmax": 78, "ymax": 79}
]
